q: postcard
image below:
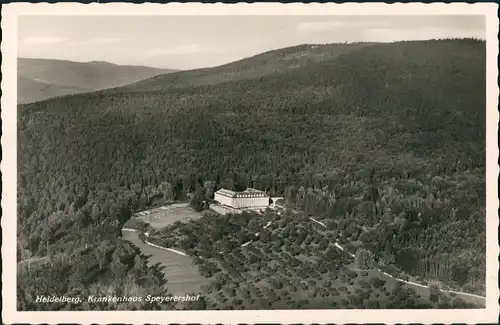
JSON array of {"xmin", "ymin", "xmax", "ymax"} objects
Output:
[{"xmin": 2, "ymin": 2, "xmax": 498, "ymax": 324}]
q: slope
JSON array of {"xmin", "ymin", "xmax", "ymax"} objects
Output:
[
  {"xmin": 17, "ymin": 58, "xmax": 177, "ymax": 103},
  {"xmin": 116, "ymin": 42, "xmax": 375, "ymax": 92}
]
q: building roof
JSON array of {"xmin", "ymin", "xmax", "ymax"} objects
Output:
[
  {"xmin": 215, "ymin": 189, "xmax": 237, "ymax": 198},
  {"xmin": 215, "ymin": 188, "xmax": 269, "ymax": 198}
]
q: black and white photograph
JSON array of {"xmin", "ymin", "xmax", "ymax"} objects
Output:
[{"xmin": 2, "ymin": 3, "xmax": 498, "ymax": 324}]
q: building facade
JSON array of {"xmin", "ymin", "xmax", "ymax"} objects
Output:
[{"xmin": 214, "ymin": 188, "xmax": 270, "ymax": 210}]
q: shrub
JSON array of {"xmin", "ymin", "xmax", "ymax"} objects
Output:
[
  {"xmin": 346, "ymin": 270, "xmax": 358, "ymax": 279},
  {"xmin": 358, "ymin": 279, "xmax": 371, "ymax": 289},
  {"xmin": 355, "ymin": 248, "xmax": 376, "ymax": 269}
]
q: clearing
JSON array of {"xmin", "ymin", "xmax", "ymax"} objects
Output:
[
  {"xmin": 122, "ymin": 229, "xmax": 209, "ymax": 295},
  {"xmin": 132, "ymin": 203, "xmax": 205, "ymax": 230}
]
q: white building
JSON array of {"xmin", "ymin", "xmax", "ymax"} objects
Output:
[{"xmin": 214, "ymin": 188, "xmax": 270, "ymax": 210}]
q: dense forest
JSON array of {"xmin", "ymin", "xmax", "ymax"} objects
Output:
[
  {"xmin": 280, "ymin": 169, "xmax": 485, "ymax": 295},
  {"xmin": 17, "ymin": 39, "xmax": 486, "ymax": 309}
]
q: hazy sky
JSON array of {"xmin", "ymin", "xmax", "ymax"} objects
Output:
[{"xmin": 18, "ymin": 15, "xmax": 485, "ymax": 70}]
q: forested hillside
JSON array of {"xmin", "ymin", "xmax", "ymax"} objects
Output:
[
  {"xmin": 17, "ymin": 39, "xmax": 486, "ymax": 309},
  {"xmin": 18, "ymin": 58, "xmax": 176, "ymax": 103}
]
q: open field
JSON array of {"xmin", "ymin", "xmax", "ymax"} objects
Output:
[
  {"xmin": 122, "ymin": 229, "xmax": 209, "ymax": 295},
  {"xmin": 121, "ymin": 203, "xmax": 209, "ymax": 295},
  {"xmin": 209, "ymin": 203, "xmax": 266, "ymax": 216},
  {"xmin": 133, "ymin": 203, "xmax": 204, "ymax": 230}
]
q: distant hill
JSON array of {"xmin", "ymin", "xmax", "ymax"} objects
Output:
[
  {"xmin": 17, "ymin": 58, "xmax": 177, "ymax": 103},
  {"xmin": 17, "ymin": 76, "xmax": 86, "ymax": 104}
]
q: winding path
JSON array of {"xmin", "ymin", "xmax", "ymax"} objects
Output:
[
  {"xmin": 121, "ymin": 228, "xmax": 208, "ymax": 295},
  {"xmin": 122, "ymin": 228, "xmax": 188, "ymax": 257},
  {"xmin": 307, "ymin": 217, "xmax": 486, "ymax": 302},
  {"xmin": 122, "ymin": 211, "xmax": 486, "ymax": 304},
  {"xmin": 18, "ymin": 256, "xmax": 50, "ymax": 265}
]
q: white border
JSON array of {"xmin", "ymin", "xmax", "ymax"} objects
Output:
[{"xmin": 2, "ymin": 3, "xmax": 499, "ymax": 324}]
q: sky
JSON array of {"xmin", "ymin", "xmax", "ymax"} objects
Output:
[{"xmin": 18, "ymin": 15, "xmax": 486, "ymax": 70}]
